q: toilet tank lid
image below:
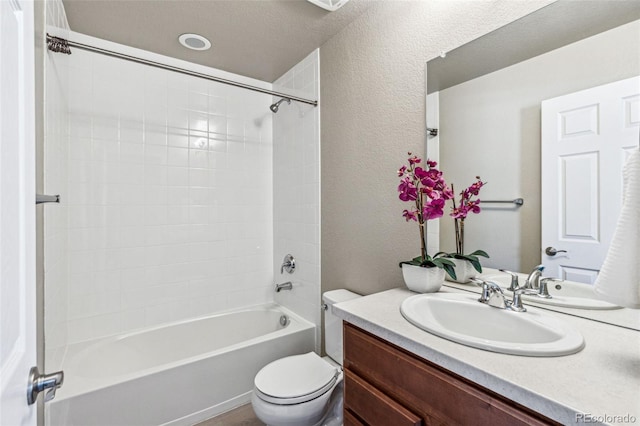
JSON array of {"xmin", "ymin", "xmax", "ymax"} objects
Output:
[{"xmin": 322, "ymin": 289, "xmax": 361, "ymax": 305}]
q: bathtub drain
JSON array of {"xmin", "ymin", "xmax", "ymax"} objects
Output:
[{"xmin": 279, "ymin": 315, "xmax": 290, "ymax": 327}]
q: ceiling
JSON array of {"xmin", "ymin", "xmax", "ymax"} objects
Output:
[{"xmin": 62, "ymin": 0, "xmax": 377, "ymax": 82}]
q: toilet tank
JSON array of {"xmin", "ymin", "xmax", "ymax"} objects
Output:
[{"xmin": 323, "ymin": 290, "xmax": 361, "ymax": 365}]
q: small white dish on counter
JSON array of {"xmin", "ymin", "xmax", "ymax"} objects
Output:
[{"xmin": 400, "ymin": 292, "xmax": 585, "ymax": 357}]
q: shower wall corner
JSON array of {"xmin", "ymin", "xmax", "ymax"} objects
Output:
[{"xmin": 272, "ymin": 49, "xmax": 321, "ymax": 353}]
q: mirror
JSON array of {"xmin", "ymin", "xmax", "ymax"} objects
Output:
[{"xmin": 426, "ymin": 0, "xmax": 640, "ymax": 330}]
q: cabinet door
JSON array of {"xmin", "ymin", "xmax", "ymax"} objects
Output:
[
  {"xmin": 344, "ymin": 369, "xmax": 422, "ymax": 426},
  {"xmin": 344, "ymin": 409, "xmax": 367, "ymax": 426},
  {"xmin": 344, "ymin": 324, "xmax": 559, "ymax": 426}
]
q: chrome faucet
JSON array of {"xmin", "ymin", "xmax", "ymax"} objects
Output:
[
  {"xmin": 275, "ymin": 281, "xmax": 293, "ymax": 292},
  {"xmin": 538, "ymin": 277, "xmax": 563, "ymax": 299},
  {"xmin": 510, "ymin": 288, "xmax": 541, "ymax": 312},
  {"xmin": 280, "ymin": 254, "xmax": 295, "ymax": 274},
  {"xmin": 498, "ymin": 269, "xmax": 520, "ymax": 291},
  {"xmin": 471, "ymin": 279, "xmax": 508, "ymax": 309},
  {"xmin": 523, "ymin": 264, "xmax": 545, "ymax": 289},
  {"xmin": 472, "ymin": 278, "xmax": 542, "ymax": 312}
]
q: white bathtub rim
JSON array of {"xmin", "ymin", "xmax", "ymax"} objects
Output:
[
  {"xmin": 69, "ymin": 302, "xmax": 305, "ymax": 347},
  {"xmin": 56, "ymin": 303, "xmax": 315, "ymax": 400}
]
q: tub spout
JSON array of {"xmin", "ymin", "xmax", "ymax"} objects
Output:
[{"xmin": 275, "ymin": 282, "xmax": 293, "ymax": 292}]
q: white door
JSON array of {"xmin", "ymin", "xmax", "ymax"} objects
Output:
[
  {"xmin": 0, "ymin": 0, "xmax": 37, "ymax": 424},
  {"xmin": 541, "ymin": 76, "xmax": 640, "ymax": 284}
]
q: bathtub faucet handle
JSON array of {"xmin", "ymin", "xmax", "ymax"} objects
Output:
[{"xmin": 280, "ymin": 254, "xmax": 296, "ymax": 274}]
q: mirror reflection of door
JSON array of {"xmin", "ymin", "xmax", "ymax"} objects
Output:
[{"xmin": 541, "ymin": 77, "xmax": 640, "ymax": 284}]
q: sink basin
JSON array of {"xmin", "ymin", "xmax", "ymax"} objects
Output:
[
  {"xmin": 400, "ymin": 293, "xmax": 585, "ymax": 356},
  {"xmin": 481, "ymin": 274, "xmax": 621, "ymax": 310}
]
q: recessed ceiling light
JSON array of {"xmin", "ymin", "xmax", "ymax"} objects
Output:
[{"xmin": 178, "ymin": 33, "xmax": 211, "ymax": 51}]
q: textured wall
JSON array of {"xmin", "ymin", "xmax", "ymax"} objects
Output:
[{"xmin": 319, "ymin": 1, "xmax": 552, "ymax": 296}]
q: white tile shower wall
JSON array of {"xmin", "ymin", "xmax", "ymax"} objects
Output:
[
  {"xmin": 62, "ymin": 41, "xmax": 273, "ymax": 344},
  {"xmin": 43, "ymin": 0, "xmax": 71, "ymax": 372},
  {"xmin": 273, "ymin": 50, "xmax": 321, "ymax": 352}
]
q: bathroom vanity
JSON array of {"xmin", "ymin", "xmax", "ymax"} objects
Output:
[
  {"xmin": 334, "ymin": 288, "xmax": 640, "ymax": 426},
  {"xmin": 343, "ymin": 324, "xmax": 556, "ymax": 425}
]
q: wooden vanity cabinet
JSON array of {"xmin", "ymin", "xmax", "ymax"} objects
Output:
[{"xmin": 343, "ymin": 323, "xmax": 560, "ymax": 426}]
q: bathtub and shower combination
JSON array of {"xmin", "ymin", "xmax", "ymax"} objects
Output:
[
  {"xmin": 48, "ymin": 305, "xmax": 315, "ymax": 425},
  {"xmin": 43, "ymin": 15, "xmax": 321, "ymax": 425}
]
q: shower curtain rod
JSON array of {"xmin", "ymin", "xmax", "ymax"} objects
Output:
[{"xmin": 46, "ymin": 34, "xmax": 318, "ymax": 107}]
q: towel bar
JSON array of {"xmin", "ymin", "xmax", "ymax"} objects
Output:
[
  {"xmin": 481, "ymin": 198, "xmax": 524, "ymax": 206},
  {"xmin": 36, "ymin": 194, "xmax": 60, "ymax": 204}
]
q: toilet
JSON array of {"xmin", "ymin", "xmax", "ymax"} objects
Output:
[{"xmin": 251, "ymin": 289, "xmax": 361, "ymax": 426}]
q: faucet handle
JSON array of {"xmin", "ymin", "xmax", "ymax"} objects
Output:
[
  {"xmin": 538, "ymin": 277, "xmax": 563, "ymax": 298},
  {"xmin": 509, "ymin": 288, "xmax": 539, "ymax": 312},
  {"xmin": 471, "ymin": 278, "xmax": 491, "ymax": 302},
  {"xmin": 471, "ymin": 279, "xmax": 507, "ymax": 308},
  {"xmin": 280, "ymin": 254, "xmax": 295, "ymax": 274},
  {"xmin": 498, "ymin": 269, "xmax": 520, "ymax": 291}
]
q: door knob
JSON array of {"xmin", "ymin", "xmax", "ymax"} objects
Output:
[
  {"xmin": 27, "ymin": 366, "xmax": 64, "ymax": 405},
  {"xmin": 545, "ymin": 247, "xmax": 567, "ymax": 256}
]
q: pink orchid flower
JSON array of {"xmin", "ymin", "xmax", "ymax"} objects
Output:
[
  {"xmin": 423, "ymin": 198, "xmax": 445, "ymax": 220},
  {"xmin": 402, "ymin": 209, "xmax": 418, "ymax": 222},
  {"xmin": 398, "ymin": 177, "xmax": 417, "ymax": 202}
]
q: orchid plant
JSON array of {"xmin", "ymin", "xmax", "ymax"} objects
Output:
[
  {"xmin": 435, "ymin": 178, "xmax": 490, "ymax": 273},
  {"xmin": 397, "ymin": 153, "xmax": 456, "ymax": 279}
]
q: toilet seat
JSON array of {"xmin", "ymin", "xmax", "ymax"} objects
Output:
[{"xmin": 254, "ymin": 352, "xmax": 340, "ymax": 405}]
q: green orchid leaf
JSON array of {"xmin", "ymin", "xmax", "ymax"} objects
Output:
[
  {"xmin": 468, "ymin": 258, "xmax": 483, "ymax": 273},
  {"xmin": 399, "ymin": 260, "xmax": 422, "ymax": 268},
  {"xmin": 438, "ymin": 258, "xmax": 456, "ymax": 267},
  {"xmin": 443, "ymin": 263, "xmax": 457, "ymax": 280},
  {"xmin": 469, "ymin": 249, "xmax": 490, "ymax": 258}
]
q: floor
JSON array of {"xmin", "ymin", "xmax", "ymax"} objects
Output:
[{"xmin": 195, "ymin": 403, "xmax": 265, "ymax": 426}]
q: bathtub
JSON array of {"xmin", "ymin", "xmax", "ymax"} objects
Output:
[{"xmin": 47, "ymin": 304, "xmax": 315, "ymax": 426}]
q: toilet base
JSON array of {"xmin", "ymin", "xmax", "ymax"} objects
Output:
[{"xmin": 317, "ymin": 381, "xmax": 343, "ymax": 426}]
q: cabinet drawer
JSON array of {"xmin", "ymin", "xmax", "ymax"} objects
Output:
[
  {"xmin": 344, "ymin": 323, "xmax": 558, "ymax": 426},
  {"xmin": 344, "ymin": 408, "xmax": 366, "ymax": 426},
  {"xmin": 344, "ymin": 369, "xmax": 422, "ymax": 426}
]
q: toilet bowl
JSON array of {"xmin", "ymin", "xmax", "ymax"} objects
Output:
[
  {"xmin": 251, "ymin": 353, "xmax": 342, "ymax": 426},
  {"xmin": 251, "ymin": 290, "xmax": 360, "ymax": 426}
]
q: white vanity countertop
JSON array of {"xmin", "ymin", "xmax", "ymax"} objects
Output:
[{"xmin": 333, "ymin": 287, "xmax": 640, "ymax": 426}]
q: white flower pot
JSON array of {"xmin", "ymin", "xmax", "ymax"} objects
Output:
[
  {"xmin": 445, "ymin": 258, "xmax": 478, "ymax": 284},
  {"xmin": 401, "ymin": 264, "xmax": 444, "ymax": 293}
]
